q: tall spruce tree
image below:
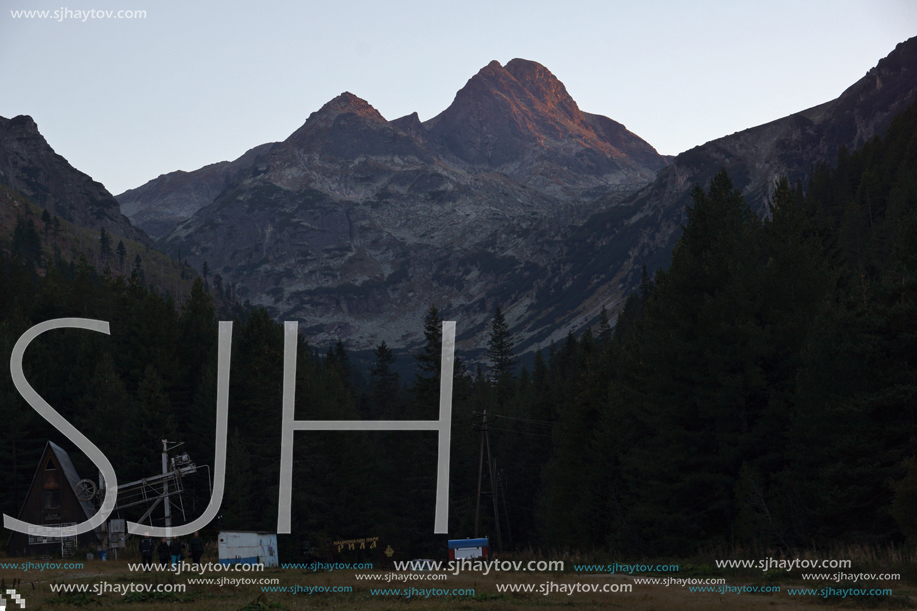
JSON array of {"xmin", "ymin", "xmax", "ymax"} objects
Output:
[
  {"xmin": 413, "ymin": 305, "xmax": 442, "ymax": 418},
  {"xmin": 12, "ymin": 216, "xmax": 41, "ymax": 268},
  {"xmin": 371, "ymin": 341, "xmax": 399, "ymax": 416},
  {"xmin": 116, "ymin": 240, "xmax": 127, "ymax": 272},
  {"xmin": 597, "ymin": 305, "xmax": 612, "ymax": 343},
  {"xmin": 99, "ymin": 227, "xmax": 112, "ymax": 261},
  {"xmin": 487, "ymin": 305, "xmax": 516, "ymax": 380},
  {"xmin": 621, "ymin": 169, "xmax": 767, "ymax": 553},
  {"xmin": 487, "ymin": 305, "xmax": 516, "ymax": 406}
]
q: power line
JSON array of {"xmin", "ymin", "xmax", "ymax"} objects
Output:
[
  {"xmin": 481, "ymin": 426, "xmax": 553, "ymax": 438},
  {"xmin": 489, "ymin": 414, "xmax": 555, "ymax": 427}
]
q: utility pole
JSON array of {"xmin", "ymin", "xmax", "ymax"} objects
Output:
[
  {"xmin": 162, "ymin": 440, "xmax": 171, "ymax": 534},
  {"xmin": 498, "ymin": 464, "xmax": 512, "ymax": 549},
  {"xmin": 484, "ymin": 419, "xmax": 503, "ymax": 553},
  {"xmin": 473, "ymin": 410, "xmax": 503, "ymax": 552},
  {"xmin": 474, "ymin": 410, "xmax": 486, "ymax": 538}
]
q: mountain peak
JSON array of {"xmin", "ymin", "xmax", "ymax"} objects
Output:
[
  {"xmin": 504, "ymin": 59, "xmax": 585, "ymax": 127},
  {"xmin": 0, "ymin": 114, "xmax": 150, "ymax": 244},
  {"xmin": 7, "ymin": 114, "xmax": 40, "ymax": 132},
  {"xmin": 461, "ymin": 59, "xmax": 522, "ymax": 97},
  {"xmin": 391, "ymin": 111, "xmax": 426, "ymax": 139},
  {"xmin": 308, "ymin": 92, "xmax": 386, "ymax": 125},
  {"xmin": 427, "ymin": 58, "xmax": 601, "ymax": 168},
  {"xmin": 286, "ymin": 91, "xmax": 390, "ymax": 147}
]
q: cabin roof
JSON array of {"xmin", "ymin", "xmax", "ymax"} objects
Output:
[{"xmin": 8, "ymin": 441, "xmax": 101, "ymax": 546}]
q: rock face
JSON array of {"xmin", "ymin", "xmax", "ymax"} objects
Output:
[
  {"xmin": 117, "ymin": 142, "xmax": 277, "ymax": 240},
  {"xmin": 605, "ymin": 35, "xmax": 917, "ymax": 294},
  {"xmin": 0, "ymin": 115, "xmax": 150, "ymax": 244},
  {"xmin": 425, "ymin": 59, "xmax": 667, "ymax": 195},
  {"xmin": 118, "ymin": 40, "xmax": 917, "ymax": 355},
  {"xmin": 119, "ymin": 60, "xmax": 670, "ymax": 352},
  {"xmin": 119, "ymin": 61, "xmax": 669, "ymax": 238}
]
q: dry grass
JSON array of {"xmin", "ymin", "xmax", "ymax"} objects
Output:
[
  {"xmin": 3, "ymin": 538, "xmax": 916, "ymax": 608},
  {"xmin": 683, "ymin": 542, "xmax": 917, "ymax": 585},
  {"xmin": 2, "ymin": 557, "xmax": 911, "ymax": 611}
]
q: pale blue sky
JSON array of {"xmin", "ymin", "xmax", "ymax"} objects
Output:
[{"xmin": 1, "ymin": 0, "xmax": 915, "ymax": 195}]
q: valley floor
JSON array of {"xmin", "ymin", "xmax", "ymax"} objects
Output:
[{"xmin": 2, "ymin": 558, "xmax": 913, "ymax": 610}]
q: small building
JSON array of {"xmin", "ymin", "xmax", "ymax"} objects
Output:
[
  {"xmin": 218, "ymin": 531, "xmax": 278, "ymax": 567},
  {"xmin": 448, "ymin": 537, "xmax": 488, "ymax": 560},
  {"xmin": 7, "ymin": 441, "xmax": 100, "ymax": 557}
]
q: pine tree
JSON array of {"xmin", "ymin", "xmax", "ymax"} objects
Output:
[
  {"xmin": 371, "ymin": 341, "xmax": 399, "ymax": 415},
  {"xmin": 597, "ymin": 305, "xmax": 611, "ymax": 343},
  {"xmin": 487, "ymin": 305, "xmax": 516, "ymax": 381},
  {"xmin": 0, "ymin": 245, "xmax": 393, "ymax": 549},
  {"xmin": 132, "ymin": 365, "xmax": 176, "ymax": 464},
  {"xmin": 132, "ymin": 254, "xmax": 145, "ymax": 285},
  {"xmin": 175, "ymin": 278, "xmax": 217, "ymax": 441},
  {"xmin": 639, "ymin": 265, "xmax": 653, "ymax": 300},
  {"xmin": 223, "ymin": 428, "xmax": 254, "ymax": 529},
  {"xmin": 41, "ymin": 209, "xmax": 51, "ymax": 236},
  {"xmin": 785, "ymin": 104, "xmax": 917, "ymax": 544},
  {"xmin": 116, "ymin": 240, "xmax": 127, "ymax": 272},
  {"xmin": 331, "ymin": 339, "xmax": 351, "ymax": 388},
  {"xmin": 77, "ymin": 353, "xmax": 141, "ymax": 480},
  {"xmin": 413, "ymin": 305, "xmax": 442, "ymax": 418},
  {"xmin": 621, "ymin": 169, "xmax": 767, "ymax": 553},
  {"xmin": 12, "ymin": 216, "xmax": 41, "ymax": 268},
  {"xmin": 99, "ymin": 227, "xmax": 112, "ymax": 261},
  {"xmin": 487, "ymin": 305, "xmax": 516, "ymax": 406}
]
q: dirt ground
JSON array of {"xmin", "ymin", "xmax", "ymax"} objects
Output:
[{"xmin": 1, "ymin": 559, "xmax": 913, "ymax": 610}]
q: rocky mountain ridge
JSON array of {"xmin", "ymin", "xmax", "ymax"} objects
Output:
[
  {"xmin": 117, "ymin": 59, "xmax": 670, "ymax": 352},
  {"xmin": 614, "ymin": 35, "xmax": 917, "ymax": 275},
  {"xmin": 424, "ymin": 59, "xmax": 667, "ymax": 195},
  {"xmin": 0, "ymin": 115, "xmax": 150, "ymax": 245},
  {"xmin": 119, "ymin": 59, "xmax": 670, "ymax": 239},
  {"xmin": 116, "ymin": 41, "xmax": 917, "ymax": 355}
]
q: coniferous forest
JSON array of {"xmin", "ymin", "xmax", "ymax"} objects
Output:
[{"xmin": 2, "ymin": 100, "xmax": 917, "ymax": 560}]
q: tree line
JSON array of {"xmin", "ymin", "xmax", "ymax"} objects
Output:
[{"xmin": 2, "ymin": 99, "xmax": 916, "ymax": 558}]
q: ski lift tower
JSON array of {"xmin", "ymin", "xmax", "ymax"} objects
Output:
[{"xmin": 76, "ymin": 440, "xmax": 210, "ymax": 553}]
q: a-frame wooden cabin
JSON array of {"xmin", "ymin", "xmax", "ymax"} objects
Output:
[{"xmin": 7, "ymin": 441, "xmax": 101, "ymax": 557}]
